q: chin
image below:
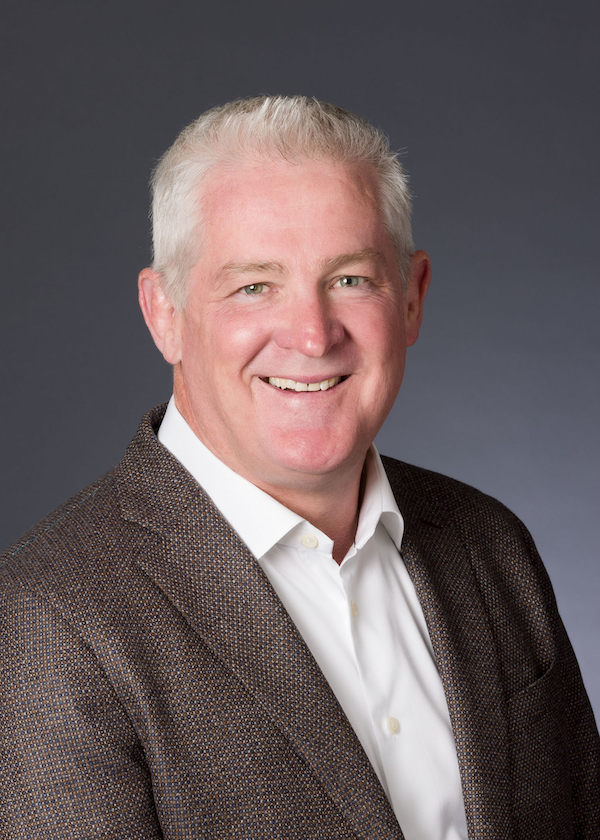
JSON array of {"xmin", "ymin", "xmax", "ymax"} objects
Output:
[{"xmin": 261, "ymin": 433, "xmax": 362, "ymax": 481}]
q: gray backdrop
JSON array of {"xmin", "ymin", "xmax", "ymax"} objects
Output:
[{"xmin": 1, "ymin": 0, "xmax": 598, "ymax": 719}]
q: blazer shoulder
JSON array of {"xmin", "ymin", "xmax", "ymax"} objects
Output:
[
  {"xmin": 0, "ymin": 404, "xmax": 171, "ymax": 594},
  {"xmin": 380, "ymin": 454, "xmax": 522, "ymax": 525},
  {"xmin": 380, "ymin": 454, "xmax": 557, "ymax": 595},
  {"xmin": 381, "ymin": 454, "xmax": 561, "ymax": 623},
  {"xmin": 0, "ymin": 470, "xmax": 126, "ymax": 593}
]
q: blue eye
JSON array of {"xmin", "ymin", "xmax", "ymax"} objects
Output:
[
  {"xmin": 242, "ymin": 283, "xmax": 265, "ymax": 295},
  {"xmin": 338, "ymin": 276, "xmax": 362, "ymax": 288}
]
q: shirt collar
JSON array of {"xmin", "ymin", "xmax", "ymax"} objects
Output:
[
  {"xmin": 356, "ymin": 446, "xmax": 404, "ymax": 552},
  {"xmin": 158, "ymin": 396, "xmax": 404, "ymax": 559}
]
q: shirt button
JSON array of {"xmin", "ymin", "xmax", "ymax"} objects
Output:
[
  {"xmin": 350, "ymin": 600, "xmax": 358, "ymax": 617},
  {"xmin": 300, "ymin": 534, "xmax": 318, "ymax": 549},
  {"xmin": 386, "ymin": 716, "xmax": 400, "ymax": 735}
]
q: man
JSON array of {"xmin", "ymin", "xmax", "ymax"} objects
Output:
[{"xmin": 0, "ymin": 96, "xmax": 598, "ymax": 839}]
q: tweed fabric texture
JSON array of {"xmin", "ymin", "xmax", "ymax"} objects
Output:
[{"xmin": 0, "ymin": 404, "xmax": 598, "ymax": 839}]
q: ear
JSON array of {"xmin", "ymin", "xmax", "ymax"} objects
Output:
[
  {"xmin": 138, "ymin": 268, "xmax": 182, "ymax": 364},
  {"xmin": 404, "ymin": 250, "xmax": 431, "ymax": 347}
]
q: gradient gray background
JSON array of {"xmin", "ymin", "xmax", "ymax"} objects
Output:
[{"xmin": 1, "ymin": 0, "xmax": 598, "ymax": 719}]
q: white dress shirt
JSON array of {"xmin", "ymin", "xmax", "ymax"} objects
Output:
[{"xmin": 159, "ymin": 397, "xmax": 468, "ymax": 840}]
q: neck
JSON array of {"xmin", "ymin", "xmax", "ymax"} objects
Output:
[{"xmin": 261, "ymin": 472, "xmax": 365, "ymax": 564}]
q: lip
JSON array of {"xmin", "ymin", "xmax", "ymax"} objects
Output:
[
  {"xmin": 259, "ymin": 374, "xmax": 349, "ymax": 391},
  {"xmin": 260, "ymin": 375, "xmax": 347, "ymax": 383}
]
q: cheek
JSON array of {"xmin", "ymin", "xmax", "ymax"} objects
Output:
[
  {"xmin": 182, "ymin": 309, "xmax": 271, "ymax": 377},
  {"xmin": 356, "ymin": 306, "xmax": 405, "ymax": 359},
  {"xmin": 358, "ymin": 310, "xmax": 406, "ymax": 400},
  {"xmin": 223, "ymin": 315, "xmax": 269, "ymax": 362}
]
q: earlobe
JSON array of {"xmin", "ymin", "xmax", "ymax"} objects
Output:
[
  {"xmin": 404, "ymin": 250, "xmax": 431, "ymax": 347},
  {"xmin": 138, "ymin": 268, "xmax": 182, "ymax": 364}
]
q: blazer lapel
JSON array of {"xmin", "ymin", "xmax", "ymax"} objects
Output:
[
  {"xmin": 115, "ymin": 408, "xmax": 403, "ymax": 840},
  {"xmin": 384, "ymin": 457, "xmax": 513, "ymax": 840}
]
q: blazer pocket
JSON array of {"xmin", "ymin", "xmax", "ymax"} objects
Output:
[
  {"xmin": 506, "ymin": 655, "xmax": 574, "ymax": 840},
  {"xmin": 507, "ymin": 654, "xmax": 558, "ymax": 721}
]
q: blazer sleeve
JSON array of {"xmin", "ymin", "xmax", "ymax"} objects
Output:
[
  {"xmin": 557, "ymin": 613, "xmax": 600, "ymax": 839},
  {"xmin": 0, "ymin": 585, "xmax": 164, "ymax": 840},
  {"xmin": 517, "ymin": 521, "xmax": 600, "ymax": 839}
]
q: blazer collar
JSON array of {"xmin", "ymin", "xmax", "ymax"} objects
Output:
[
  {"xmin": 114, "ymin": 406, "xmax": 403, "ymax": 840},
  {"xmin": 383, "ymin": 456, "xmax": 513, "ymax": 840}
]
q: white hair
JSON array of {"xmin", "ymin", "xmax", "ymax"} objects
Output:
[{"xmin": 150, "ymin": 96, "xmax": 414, "ymax": 309}]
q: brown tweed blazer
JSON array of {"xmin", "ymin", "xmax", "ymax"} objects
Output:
[{"xmin": 0, "ymin": 405, "xmax": 598, "ymax": 839}]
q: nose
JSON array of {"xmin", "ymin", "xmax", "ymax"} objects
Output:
[{"xmin": 274, "ymin": 290, "xmax": 345, "ymax": 357}]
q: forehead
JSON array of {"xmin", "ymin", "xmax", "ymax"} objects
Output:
[
  {"xmin": 200, "ymin": 156, "xmax": 380, "ymax": 212},
  {"xmin": 196, "ymin": 157, "xmax": 391, "ymax": 266}
]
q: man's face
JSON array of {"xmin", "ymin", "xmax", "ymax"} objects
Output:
[{"xmin": 155, "ymin": 158, "xmax": 428, "ymax": 493}]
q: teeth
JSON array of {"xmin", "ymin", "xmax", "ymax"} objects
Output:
[{"xmin": 268, "ymin": 376, "xmax": 342, "ymax": 391}]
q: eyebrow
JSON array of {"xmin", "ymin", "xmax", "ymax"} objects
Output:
[
  {"xmin": 219, "ymin": 260, "xmax": 285, "ymax": 276},
  {"xmin": 219, "ymin": 249, "xmax": 385, "ymax": 279},
  {"xmin": 321, "ymin": 248, "xmax": 386, "ymax": 272}
]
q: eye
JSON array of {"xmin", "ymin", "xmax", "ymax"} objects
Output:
[
  {"xmin": 241, "ymin": 283, "xmax": 265, "ymax": 295},
  {"xmin": 335, "ymin": 275, "xmax": 364, "ymax": 288}
]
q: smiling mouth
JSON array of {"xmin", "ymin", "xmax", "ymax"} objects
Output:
[{"xmin": 264, "ymin": 376, "xmax": 346, "ymax": 392}]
